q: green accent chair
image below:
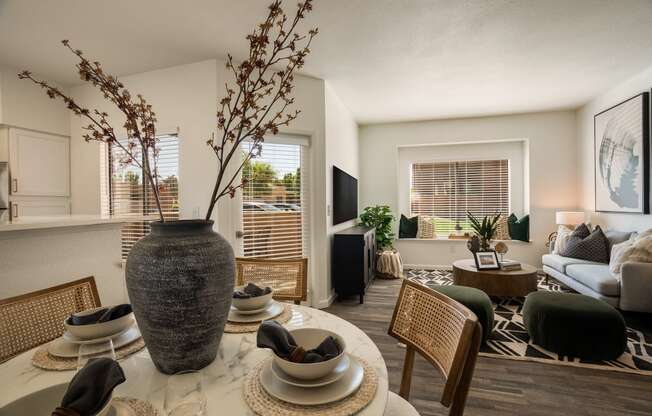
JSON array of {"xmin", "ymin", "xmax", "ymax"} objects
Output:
[
  {"xmin": 523, "ymin": 292, "xmax": 627, "ymax": 361},
  {"xmin": 431, "ymin": 285, "xmax": 494, "ymax": 343}
]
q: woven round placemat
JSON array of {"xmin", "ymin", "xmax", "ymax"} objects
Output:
[
  {"xmin": 112, "ymin": 397, "xmax": 160, "ymax": 416},
  {"xmin": 31, "ymin": 337, "xmax": 146, "ymax": 371},
  {"xmin": 225, "ymin": 303, "xmax": 293, "ymax": 334},
  {"xmin": 243, "ymin": 356, "xmax": 378, "ymax": 416}
]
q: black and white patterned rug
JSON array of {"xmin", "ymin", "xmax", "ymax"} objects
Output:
[{"xmin": 406, "ymin": 268, "xmax": 652, "ymax": 376}]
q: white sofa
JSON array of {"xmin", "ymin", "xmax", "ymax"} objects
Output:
[{"xmin": 542, "ymin": 230, "xmax": 652, "ymax": 313}]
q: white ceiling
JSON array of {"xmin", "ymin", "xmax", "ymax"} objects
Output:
[{"xmin": 1, "ymin": 0, "xmax": 652, "ymax": 124}]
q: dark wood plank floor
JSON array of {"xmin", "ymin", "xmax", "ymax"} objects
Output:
[{"xmin": 325, "ymin": 278, "xmax": 652, "ymax": 416}]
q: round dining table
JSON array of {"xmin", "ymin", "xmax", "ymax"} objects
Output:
[{"xmin": 0, "ymin": 305, "xmax": 389, "ymax": 415}]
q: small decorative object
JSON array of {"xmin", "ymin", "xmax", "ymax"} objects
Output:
[
  {"xmin": 473, "ymin": 251, "xmax": 500, "ymax": 270},
  {"xmin": 20, "ymin": 0, "xmax": 318, "ymax": 374},
  {"xmin": 594, "ymin": 92, "xmax": 650, "ymax": 214},
  {"xmin": 494, "ymin": 241, "xmax": 508, "ymax": 262},
  {"xmin": 467, "ymin": 211, "xmax": 502, "ymax": 251},
  {"xmin": 376, "ymin": 249, "xmax": 403, "ymax": 279},
  {"xmin": 359, "ymin": 205, "xmax": 395, "ymax": 249},
  {"xmin": 466, "ymin": 235, "xmax": 481, "ymax": 254}
]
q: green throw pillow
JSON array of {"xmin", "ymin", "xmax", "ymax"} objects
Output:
[
  {"xmin": 508, "ymin": 214, "xmax": 529, "ymax": 242},
  {"xmin": 399, "ymin": 215, "xmax": 418, "ymax": 238}
]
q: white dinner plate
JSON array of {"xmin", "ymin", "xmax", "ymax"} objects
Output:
[
  {"xmin": 48, "ymin": 324, "xmax": 141, "ymax": 358},
  {"xmin": 227, "ymin": 302, "xmax": 284, "ymax": 323},
  {"xmin": 62, "ymin": 324, "xmax": 132, "ymax": 345},
  {"xmin": 260, "ymin": 354, "xmax": 364, "ymax": 406},
  {"xmin": 230, "ymin": 301, "xmax": 272, "ymax": 315},
  {"xmin": 270, "ymin": 354, "xmax": 350, "ymax": 388},
  {"xmin": 0, "ymin": 384, "xmax": 118, "ymax": 416}
]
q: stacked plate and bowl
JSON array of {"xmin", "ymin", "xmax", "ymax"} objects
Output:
[
  {"xmin": 229, "ymin": 286, "xmax": 284, "ymax": 323},
  {"xmin": 260, "ymin": 328, "xmax": 365, "ymax": 406}
]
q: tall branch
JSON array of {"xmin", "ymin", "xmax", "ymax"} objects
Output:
[{"xmin": 205, "ymin": 0, "xmax": 317, "ymax": 220}]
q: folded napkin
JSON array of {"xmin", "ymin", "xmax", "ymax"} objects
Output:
[
  {"xmin": 52, "ymin": 358, "xmax": 125, "ymax": 416},
  {"xmin": 69, "ymin": 304, "xmax": 132, "ymax": 326},
  {"xmin": 233, "ymin": 283, "xmax": 272, "ymax": 299},
  {"xmin": 257, "ymin": 320, "xmax": 342, "ymax": 363}
]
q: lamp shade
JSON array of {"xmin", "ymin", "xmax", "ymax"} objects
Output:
[{"xmin": 556, "ymin": 211, "xmax": 585, "ymax": 226}]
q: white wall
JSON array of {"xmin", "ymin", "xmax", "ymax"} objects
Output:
[
  {"xmin": 0, "ymin": 66, "xmax": 70, "ymax": 136},
  {"xmin": 70, "ymin": 60, "xmax": 218, "ymax": 218},
  {"xmin": 359, "ymin": 111, "xmax": 578, "ymax": 268},
  {"xmin": 578, "ymin": 64, "xmax": 652, "ymax": 232},
  {"xmin": 324, "ymin": 82, "xmax": 359, "ymax": 306},
  {"xmin": 68, "ymin": 59, "xmax": 338, "ymax": 308}
]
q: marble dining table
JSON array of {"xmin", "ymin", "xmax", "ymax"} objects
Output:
[{"xmin": 0, "ymin": 305, "xmax": 389, "ymax": 415}]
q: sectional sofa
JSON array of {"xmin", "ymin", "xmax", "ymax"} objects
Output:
[{"xmin": 542, "ymin": 230, "xmax": 652, "ymax": 313}]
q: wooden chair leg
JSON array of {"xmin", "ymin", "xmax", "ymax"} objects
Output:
[
  {"xmin": 449, "ymin": 323, "xmax": 482, "ymax": 416},
  {"xmin": 399, "ymin": 346, "xmax": 416, "ymax": 401}
]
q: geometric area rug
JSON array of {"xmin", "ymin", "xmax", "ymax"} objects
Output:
[{"xmin": 406, "ymin": 268, "xmax": 652, "ymax": 376}]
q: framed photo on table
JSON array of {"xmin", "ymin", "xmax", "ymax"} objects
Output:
[{"xmin": 474, "ymin": 251, "xmax": 500, "ymax": 270}]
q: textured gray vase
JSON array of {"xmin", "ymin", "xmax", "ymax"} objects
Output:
[{"xmin": 125, "ymin": 219, "xmax": 234, "ymax": 374}]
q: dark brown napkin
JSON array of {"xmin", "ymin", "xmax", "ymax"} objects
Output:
[
  {"xmin": 233, "ymin": 283, "xmax": 272, "ymax": 299},
  {"xmin": 52, "ymin": 358, "xmax": 125, "ymax": 416},
  {"xmin": 257, "ymin": 320, "xmax": 342, "ymax": 363},
  {"xmin": 69, "ymin": 304, "xmax": 132, "ymax": 326}
]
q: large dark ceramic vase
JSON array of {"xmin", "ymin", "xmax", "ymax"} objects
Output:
[{"xmin": 125, "ymin": 219, "xmax": 234, "ymax": 374}]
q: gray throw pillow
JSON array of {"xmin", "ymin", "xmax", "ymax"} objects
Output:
[
  {"xmin": 559, "ymin": 224, "xmax": 609, "ymax": 263},
  {"xmin": 603, "ymin": 229, "xmax": 633, "ymax": 250}
]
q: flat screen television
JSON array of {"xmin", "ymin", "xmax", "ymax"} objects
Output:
[{"xmin": 333, "ymin": 166, "xmax": 358, "ymax": 225}]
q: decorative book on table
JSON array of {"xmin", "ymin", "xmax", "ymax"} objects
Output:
[{"xmin": 499, "ymin": 259, "xmax": 522, "ymax": 271}]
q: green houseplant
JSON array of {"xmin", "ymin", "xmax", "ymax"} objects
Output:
[
  {"xmin": 360, "ymin": 205, "xmax": 396, "ymax": 249},
  {"xmin": 467, "ymin": 212, "xmax": 502, "ymax": 251}
]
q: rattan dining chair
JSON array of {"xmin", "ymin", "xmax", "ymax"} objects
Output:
[
  {"xmin": 386, "ymin": 279, "xmax": 482, "ymax": 416},
  {"xmin": 235, "ymin": 257, "xmax": 308, "ymax": 305},
  {"xmin": 0, "ymin": 276, "xmax": 101, "ymax": 363}
]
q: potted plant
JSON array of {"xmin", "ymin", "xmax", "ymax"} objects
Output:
[
  {"xmin": 359, "ymin": 205, "xmax": 396, "ymax": 250},
  {"xmin": 467, "ymin": 212, "xmax": 502, "ymax": 252},
  {"xmin": 19, "ymin": 0, "xmax": 318, "ymax": 374}
]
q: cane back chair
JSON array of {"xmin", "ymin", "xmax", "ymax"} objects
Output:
[
  {"xmin": 235, "ymin": 257, "xmax": 308, "ymax": 305},
  {"xmin": 0, "ymin": 276, "xmax": 101, "ymax": 363},
  {"xmin": 387, "ymin": 279, "xmax": 482, "ymax": 416}
]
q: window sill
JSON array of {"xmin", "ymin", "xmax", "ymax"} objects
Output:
[{"xmin": 397, "ymin": 237, "xmax": 533, "ymax": 244}]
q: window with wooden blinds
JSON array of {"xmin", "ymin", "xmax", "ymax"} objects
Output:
[
  {"xmin": 240, "ymin": 138, "xmax": 309, "ymax": 259},
  {"xmin": 410, "ymin": 159, "xmax": 509, "ymax": 235},
  {"xmin": 102, "ymin": 134, "xmax": 179, "ymax": 259}
]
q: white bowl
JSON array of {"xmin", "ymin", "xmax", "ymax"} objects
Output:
[
  {"xmin": 273, "ymin": 328, "xmax": 346, "ymax": 381},
  {"xmin": 232, "ymin": 287, "xmax": 273, "ymax": 311},
  {"xmin": 64, "ymin": 307, "xmax": 135, "ymax": 340}
]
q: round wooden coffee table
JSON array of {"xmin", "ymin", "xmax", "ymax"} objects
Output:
[{"xmin": 452, "ymin": 259, "xmax": 538, "ymax": 297}]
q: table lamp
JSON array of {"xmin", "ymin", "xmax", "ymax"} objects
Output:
[{"xmin": 555, "ymin": 211, "xmax": 585, "ymax": 229}]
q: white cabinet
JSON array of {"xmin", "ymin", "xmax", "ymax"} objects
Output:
[
  {"xmin": 10, "ymin": 197, "xmax": 70, "ymax": 217},
  {"xmin": 9, "ymin": 128, "xmax": 70, "ymax": 197}
]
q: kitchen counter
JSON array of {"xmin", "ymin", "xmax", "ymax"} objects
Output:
[{"xmin": 0, "ymin": 214, "xmax": 156, "ymax": 232}]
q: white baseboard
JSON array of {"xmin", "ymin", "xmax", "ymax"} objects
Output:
[
  {"xmin": 314, "ymin": 291, "xmax": 336, "ymax": 309},
  {"xmin": 403, "ymin": 264, "xmax": 452, "ymax": 270}
]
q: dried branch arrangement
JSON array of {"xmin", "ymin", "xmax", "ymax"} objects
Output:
[
  {"xmin": 18, "ymin": 42, "xmax": 165, "ymax": 220},
  {"xmin": 204, "ymin": 0, "xmax": 317, "ymax": 220},
  {"xmin": 18, "ymin": 0, "xmax": 317, "ymax": 223}
]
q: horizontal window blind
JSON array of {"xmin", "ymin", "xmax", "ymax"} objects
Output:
[
  {"xmin": 102, "ymin": 135, "xmax": 179, "ymax": 259},
  {"xmin": 241, "ymin": 139, "xmax": 309, "ymax": 259},
  {"xmin": 410, "ymin": 159, "xmax": 509, "ymax": 235}
]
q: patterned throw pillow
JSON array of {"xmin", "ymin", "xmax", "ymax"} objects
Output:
[
  {"xmin": 552, "ymin": 225, "xmax": 574, "ymax": 255},
  {"xmin": 417, "ymin": 216, "xmax": 436, "ymax": 239},
  {"xmin": 399, "ymin": 215, "xmax": 418, "ymax": 238},
  {"xmin": 507, "ymin": 214, "xmax": 529, "ymax": 242},
  {"xmin": 559, "ymin": 224, "xmax": 609, "ymax": 263},
  {"xmin": 493, "ymin": 216, "xmax": 511, "ymax": 240}
]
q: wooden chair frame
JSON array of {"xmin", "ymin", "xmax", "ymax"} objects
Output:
[
  {"xmin": 235, "ymin": 257, "xmax": 308, "ymax": 305},
  {"xmin": 388, "ymin": 279, "xmax": 482, "ymax": 416},
  {"xmin": 0, "ymin": 276, "xmax": 101, "ymax": 363}
]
